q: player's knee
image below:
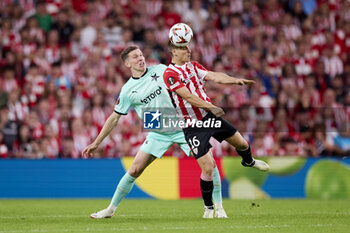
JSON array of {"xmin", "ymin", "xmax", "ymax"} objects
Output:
[
  {"xmin": 203, "ymin": 167, "xmax": 213, "ymax": 177},
  {"xmin": 128, "ymin": 166, "xmax": 144, "ymax": 178},
  {"xmin": 202, "ymin": 162, "xmax": 214, "ymax": 177}
]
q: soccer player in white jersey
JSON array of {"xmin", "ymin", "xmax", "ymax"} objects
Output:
[
  {"xmin": 82, "ymin": 46, "xmax": 228, "ymax": 219},
  {"xmin": 163, "ymin": 42, "xmax": 270, "ymax": 218}
]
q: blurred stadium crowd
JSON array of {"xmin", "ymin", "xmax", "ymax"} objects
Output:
[{"xmin": 0, "ymin": 0, "xmax": 349, "ymax": 159}]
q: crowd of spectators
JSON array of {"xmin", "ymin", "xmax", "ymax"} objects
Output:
[{"xmin": 0, "ymin": 0, "xmax": 349, "ymax": 159}]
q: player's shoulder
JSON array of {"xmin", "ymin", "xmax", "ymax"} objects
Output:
[
  {"xmin": 163, "ymin": 66, "xmax": 178, "ymax": 78},
  {"xmin": 190, "ymin": 61, "xmax": 207, "ymax": 71},
  {"xmin": 164, "ymin": 63, "xmax": 177, "ymax": 72},
  {"xmin": 189, "ymin": 60, "xmax": 201, "ymax": 67},
  {"xmin": 148, "ymin": 64, "xmax": 167, "ymax": 72},
  {"xmin": 119, "ymin": 78, "xmax": 134, "ymax": 94}
]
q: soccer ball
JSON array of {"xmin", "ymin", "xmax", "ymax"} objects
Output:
[{"xmin": 169, "ymin": 23, "xmax": 193, "ymax": 47}]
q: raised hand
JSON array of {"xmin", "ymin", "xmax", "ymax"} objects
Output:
[
  {"xmin": 210, "ymin": 106, "xmax": 225, "ymax": 117},
  {"xmin": 235, "ymin": 78, "xmax": 255, "ymax": 85},
  {"xmin": 82, "ymin": 142, "xmax": 99, "ymax": 158}
]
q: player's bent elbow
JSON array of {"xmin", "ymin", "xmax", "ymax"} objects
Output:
[
  {"xmin": 204, "ymin": 71, "xmax": 216, "ymax": 81},
  {"xmin": 186, "ymin": 96, "xmax": 202, "ymax": 108}
]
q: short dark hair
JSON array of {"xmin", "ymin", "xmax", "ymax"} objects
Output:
[
  {"xmin": 52, "ymin": 61, "xmax": 61, "ymax": 68},
  {"xmin": 167, "ymin": 40, "xmax": 178, "ymax": 52},
  {"xmin": 3, "ymin": 65, "xmax": 15, "ymax": 73},
  {"xmin": 167, "ymin": 41, "xmax": 188, "ymax": 55},
  {"xmin": 121, "ymin": 46, "xmax": 139, "ymax": 62},
  {"xmin": 29, "ymin": 63, "xmax": 38, "ymax": 69},
  {"xmin": 168, "ymin": 40, "xmax": 186, "ymax": 55}
]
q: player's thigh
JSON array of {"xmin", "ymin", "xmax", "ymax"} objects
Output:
[
  {"xmin": 128, "ymin": 150, "xmax": 156, "ymax": 177},
  {"xmin": 208, "ymin": 149, "xmax": 217, "ymax": 168},
  {"xmin": 179, "ymin": 142, "xmax": 191, "ymax": 156},
  {"xmin": 172, "ymin": 131, "xmax": 191, "ymax": 156},
  {"xmin": 211, "ymin": 115, "xmax": 237, "ymax": 142},
  {"xmin": 224, "ymin": 131, "xmax": 249, "ymax": 150},
  {"xmin": 140, "ymin": 133, "xmax": 173, "ymax": 158},
  {"xmin": 183, "ymin": 128, "xmax": 212, "ymax": 159}
]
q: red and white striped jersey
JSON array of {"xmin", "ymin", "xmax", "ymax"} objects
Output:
[
  {"xmin": 30, "ymin": 122, "xmax": 45, "ymax": 140},
  {"xmin": 46, "ymin": 0, "xmax": 63, "ymax": 15},
  {"xmin": 13, "ymin": 18, "xmax": 26, "ymax": 32},
  {"xmin": 0, "ymin": 31, "xmax": 19, "ymax": 50},
  {"xmin": 163, "ymin": 61, "xmax": 211, "ymax": 121},
  {"xmin": 334, "ymin": 29, "xmax": 346, "ymax": 55},
  {"xmin": 195, "ymin": 37, "xmax": 220, "ymax": 68},
  {"xmin": 145, "ymin": 0, "xmax": 163, "ymax": 17},
  {"xmin": 14, "ymin": 42, "xmax": 37, "ymax": 57},
  {"xmin": 29, "ymin": 28, "xmax": 45, "ymax": 43},
  {"xmin": 33, "ymin": 57, "xmax": 51, "ymax": 73},
  {"xmin": 1, "ymin": 0, "xmax": 35, "ymax": 11},
  {"xmin": 45, "ymin": 45, "xmax": 60, "ymax": 64},
  {"xmin": 0, "ymin": 144, "xmax": 8, "ymax": 158},
  {"xmin": 8, "ymin": 101, "xmax": 29, "ymax": 122},
  {"xmin": 154, "ymin": 27, "xmax": 169, "ymax": 44},
  {"xmin": 73, "ymin": 133, "xmax": 91, "ymax": 154},
  {"xmin": 92, "ymin": 107, "xmax": 107, "ymax": 130},
  {"xmin": 76, "ymin": 75, "xmax": 97, "ymax": 99},
  {"xmin": 46, "ymin": 137, "xmax": 60, "ymax": 159},
  {"xmin": 24, "ymin": 74, "xmax": 45, "ymax": 99},
  {"xmin": 1, "ymin": 78, "xmax": 18, "ymax": 93},
  {"xmin": 322, "ymin": 55, "xmax": 343, "ymax": 78},
  {"xmin": 292, "ymin": 56, "xmax": 313, "ymax": 76},
  {"xmin": 230, "ymin": 0, "xmax": 243, "ymax": 13},
  {"xmin": 282, "ymin": 25, "xmax": 302, "ymax": 41},
  {"xmin": 61, "ymin": 61, "xmax": 80, "ymax": 84}
]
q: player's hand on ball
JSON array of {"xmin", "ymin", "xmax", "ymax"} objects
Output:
[
  {"xmin": 82, "ymin": 143, "xmax": 98, "ymax": 158},
  {"xmin": 211, "ymin": 106, "xmax": 225, "ymax": 117},
  {"xmin": 236, "ymin": 78, "xmax": 255, "ymax": 85}
]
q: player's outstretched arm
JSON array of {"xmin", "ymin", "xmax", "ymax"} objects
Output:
[
  {"xmin": 175, "ymin": 86, "xmax": 225, "ymax": 117},
  {"xmin": 82, "ymin": 112, "xmax": 121, "ymax": 158},
  {"xmin": 204, "ymin": 71, "xmax": 255, "ymax": 85}
]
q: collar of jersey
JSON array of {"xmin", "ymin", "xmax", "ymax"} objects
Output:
[
  {"xmin": 131, "ymin": 68, "xmax": 148, "ymax": 80},
  {"xmin": 170, "ymin": 62, "xmax": 186, "ymax": 67}
]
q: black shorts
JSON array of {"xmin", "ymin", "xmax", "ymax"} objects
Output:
[{"xmin": 182, "ymin": 112, "xmax": 237, "ymax": 159}]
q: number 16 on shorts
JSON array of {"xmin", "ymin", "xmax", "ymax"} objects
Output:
[{"xmin": 188, "ymin": 136, "xmax": 200, "ymax": 155}]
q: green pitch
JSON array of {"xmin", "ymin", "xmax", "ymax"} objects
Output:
[{"xmin": 0, "ymin": 199, "xmax": 349, "ymax": 233}]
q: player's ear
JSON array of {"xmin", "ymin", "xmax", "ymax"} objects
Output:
[
  {"xmin": 170, "ymin": 48, "xmax": 177, "ymax": 56},
  {"xmin": 167, "ymin": 47, "xmax": 173, "ymax": 56},
  {"xmin": 124, "ymin": 59, "xmax": 131, "ymax": 68}
]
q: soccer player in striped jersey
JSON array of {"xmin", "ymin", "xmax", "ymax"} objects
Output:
[
  {"xmin": 82, "ymin": 46, "xmax": 228, "ymax": 219},
  {"xmin": 164, "ymin": 42, "xmax": 270, "ymax": 218}
]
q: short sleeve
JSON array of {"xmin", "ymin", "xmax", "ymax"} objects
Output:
[
  {"xmin": 192, "ymin": 61, "xmax": 208, "ymax": 80},
  {"xmin": 163, "ymin": 69, "xmax": 185, "ymax": 92},
  {"xmin": 114, "ymin": 88, "xmax": 131, "ymax": 115}
]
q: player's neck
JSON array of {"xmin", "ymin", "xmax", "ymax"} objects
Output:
[
  {"xmin": 131, "ymin": 68, "xmax": 147, "ymax": 79},
  {"xmin": 171, "ymin": 58, "xmax": 186, "ymax": 66}
]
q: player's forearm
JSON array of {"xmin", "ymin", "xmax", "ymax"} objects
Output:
[
  {"xmin": 210, "ymin": 72, "xmax": 239, "ymax": 84},
  {"xmin": 175, "ymin": 87, "xmax": 215, "ymax": 110},
  {"xmin": 93, "ymin": 112, "xmax": 121, "ymax": 146},
  {"xmin": 184, "ymin": 94, "xmax": 216, "ymax": 110}
]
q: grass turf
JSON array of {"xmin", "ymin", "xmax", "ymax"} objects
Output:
[{"xmin": 0, "ymin": 199, "xmax": 349, "ymax": 233}]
